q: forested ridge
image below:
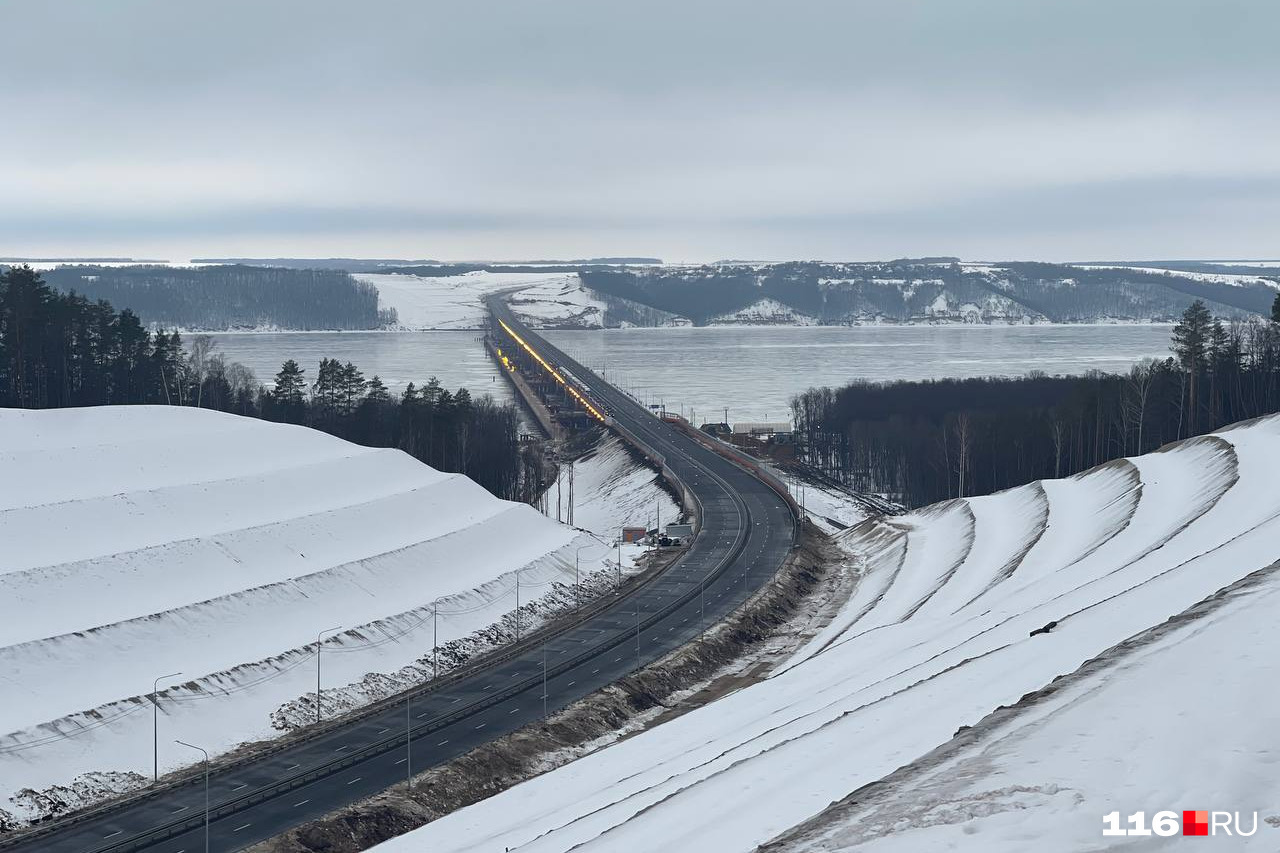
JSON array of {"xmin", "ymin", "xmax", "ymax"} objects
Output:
[
  {"xmin": 0, "ymin": 266, "xmax": 530, "ymax": 500},
  {"xmin": 29, "ymin": 264, "xmax": 395, "ymax": 331},
  {"xmin": 793, "ymin": 296, "xmax": 1280, "ymax": 507},
  {"xmin": 582, "ymin": 261, "xmax": 1280, "ymax": 325}
]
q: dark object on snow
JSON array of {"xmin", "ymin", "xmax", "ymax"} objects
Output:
[{"xmin": 1029, "ymin": 620, "xmax": 1059, "ymax": 637}]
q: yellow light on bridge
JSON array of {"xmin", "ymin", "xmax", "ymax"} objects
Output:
[{"xmin": 498, "ymin": 319, "xmax": 606, "ymax": 422}]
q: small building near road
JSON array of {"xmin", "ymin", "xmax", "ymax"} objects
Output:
[{"xmin": 665, "ymin": 522, "xmax": 693, "ymax": 540}]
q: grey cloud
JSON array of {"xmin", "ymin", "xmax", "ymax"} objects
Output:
[{"xmin": 1, "ymin": 0, "xmax": 1277, "ymax": 260}]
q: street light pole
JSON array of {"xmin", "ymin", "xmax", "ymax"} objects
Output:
[
  {"xmin": 174, "ymin": 740, "xmax": 209, "ymax": 853},
  {"xmin": 405, "ymin": 694, "xmax": 412, "ymax": 792},
  {"xmin": 152, "ymin": 671, "xmax": 182, "ymax": 782},
  {"xmin": 433, "ymin": 599, "xmax": 440, "ymax": 678},
  {"xmin": 542, "ymin": 647, "xmax": 548, "ymax": 718},
  {"xmin": 315, "ymin": 626, "xmax": 343, "ymax": 725}
]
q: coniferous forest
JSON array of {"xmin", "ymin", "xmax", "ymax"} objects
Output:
[
  {"xmin": 793, "ymin": 296, "xmax": 1280, "ymax": 508},
  {"xmin": 35, "ymin": 264, "xmax": 396, "ymax": 330},
  {"xmin": 0, "ymin": 266, "xmax": 528, "ymax": 500}
]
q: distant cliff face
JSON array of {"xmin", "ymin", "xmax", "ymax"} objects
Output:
[{"xmin": 580, "ymin": 261, "xmax": 1280, "ymax": 326}]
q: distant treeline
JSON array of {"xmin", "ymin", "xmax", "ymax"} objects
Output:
[
  {"xmin": 793, "ymin": 299, "xmax": 1280, "ymax": 507},
  {"xmin": 0, "ymin": 266, "xmax": 531, "ymax": 501},
  {"xmin": 582, "ymin": 261, "xmax": 1280, "ymax": 325},
  {"xmin": 35, "ymin": 264, "xmax": 396, "ymax": 331}
]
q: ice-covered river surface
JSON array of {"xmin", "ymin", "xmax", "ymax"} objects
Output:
[{"xmin": 212, "ymin": 324, "xmax": 1175, "ymax": 424}]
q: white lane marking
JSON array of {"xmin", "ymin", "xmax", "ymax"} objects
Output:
[
  {"xmin": 231, "ymin": 783, "xmax": 248, "ymax": 791},
  {"xmin": 347, "ymin": 777, "xmax": 362, "ymax": 786},
  {"xmin": 233, "ymin": 823, "xmax": 251, "ymax": 832},
  {"xmin": 475, "ymin": 723, "xmax": 486, "ymax": 730},
  {"xmin": 451, "ymin": 697, "xmax": 461, "ymax": 703},
  {"xmin": 335, "ymin": 745, "xmax": 349, "ymax": 752},
  {"xmin": 567, "ymin": 681, "xmax": 576, "ymax": 687},
  {"xmin": 172, "ymin": 805, "xmax": 189, "ymax": 813},
  {"xmin": 417, "ymin": 713, "xmax": 428, "ymax": 719},
  {"xmin": 395, "ymin": 757, "xmax": 407, "ymax": 765},
  {"xmin": 377, "ymin": 727, "xmax": 389, "ymax": 734},
  {"xmin": 591, "ymin": 669, "xmax": 599, "ymax": 674},
  {"xmin": 293, "ymin": 799, "xmax": 310, "ymax": 807},
  {"xmin": 103, "ymin": 830, "xmax": 122, "ymax": 839},
  {"xmin": 508, "ymin": 707, "xmax": 519, "ymax": 714},
  {"xmin": 437, "ymin": 739, "xmax": 449, "ymax": 746},
  {"xmin": 483, "ymin": 685, "xmax": 492, "ymax": 691}
]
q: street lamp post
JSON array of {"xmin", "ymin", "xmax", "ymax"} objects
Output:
[
  {"xmin": 405, "ymin": 694, "xmax": 412, "ymax": 792},
  {"xmin": 174, "ymin": 740, "xmax": 209, "ymax": 853},
  {"xmin": 151, "ymin": 671, "xmax": 182, "ymax": 782},
  {"xmin": 432, "ymin": 598, "xmax": 440, "ymax": 678},
  {"xmin": 315, "ymin": 626, "xmax": 343, "ymax": 725}
]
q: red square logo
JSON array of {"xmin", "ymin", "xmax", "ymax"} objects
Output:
[{"xmin": 1184, "ymin": 810, "xmax": 1208, "ymax": 836}]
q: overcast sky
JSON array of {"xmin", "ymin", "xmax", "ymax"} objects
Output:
[{"xmin": 1, "ymin": 0, "xmax": 1276, "ymax": 263}]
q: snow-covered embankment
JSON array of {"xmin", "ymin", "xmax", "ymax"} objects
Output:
[
  {"xmin": 0, "ymin": 406, "xmax": 622, "ymax": 827},
  {"xmin": 373, "ymin": 415, "xmax": 1280, "ymax": 852}
]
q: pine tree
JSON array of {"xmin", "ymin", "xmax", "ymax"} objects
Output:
[
  {"xmin": 339, "ymin": 361, "xmax": 365, "ymax": 416},
  {"xmin": 1172, "ymin": 300, "xmax": 1212, "ymax": 436},
  {"xmin": 312, "ymin": 357, "xmax": 341, "ymax": 415},
  {"xmin": 366, "ymin": 375, "xmax": 390, "ymax": 404},
  {"xmin": 272, "ymin": 359, "xmax": 307, "ymax": 423},
  {"xmin": 1272, "ymin": 292, "xmax": 1280, "ymax": 324}
]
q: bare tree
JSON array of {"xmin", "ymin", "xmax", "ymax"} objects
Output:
[
  {"xmin": 1123, "ymin": 359, "xmax": 1156, "ymax": 455},
  {"xmin": 187, "ymin": 335, "xmax": 216, "ymax": 408},
  {"xmin": 1049, "ymin": 416, "xmax": 1066, "ymax": 479}
]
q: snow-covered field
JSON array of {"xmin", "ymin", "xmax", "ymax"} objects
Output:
[
  {"xmin": 0, "ymin": 406, "xmax": 621, "ymax": 826},
  {"xmin": 357, "ymin": 271, "xmax": 606, "ymax": 330},
  {"xmin": 374, "ymin": 416, "xmax": 1280, "ymax": 852}
]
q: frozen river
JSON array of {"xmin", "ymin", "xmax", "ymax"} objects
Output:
[{"xmin": 211, "ymin": 324, "xmax": 1175, "ymax": 424}]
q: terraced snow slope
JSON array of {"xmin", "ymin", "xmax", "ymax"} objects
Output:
[
  {"xmin": 0, "ymin": 406, "xmax": 609, "ymax": 824},
  {"xmin": 374, "ymin": 415, "xmax": 1280, "ymax": 852}
]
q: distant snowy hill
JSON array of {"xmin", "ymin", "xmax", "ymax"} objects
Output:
[
  {"xmin": 0, "ymin": 407, "xmax": 622, "ymax": 827},
  {"xmin": 375, "ymin": 415, "xmax": 1280, "ymax": 852},
  {"xmin": 580, "ymin": 260, "xmax": 1280, "ymax": 326}
]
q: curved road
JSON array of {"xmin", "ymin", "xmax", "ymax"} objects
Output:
[{"xmin": 6, "ymin": 306, "xmax": 795, "ymax": 853}]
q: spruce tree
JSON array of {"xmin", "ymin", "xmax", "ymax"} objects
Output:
[{"xmin": 1272, "ymin": 292, "xmax": 1280, "ymax": 324}]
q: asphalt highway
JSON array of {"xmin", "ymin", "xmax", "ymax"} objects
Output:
[{"xmin": 5, "ymin": 305, "xmax": 796, "ymax": 853}]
